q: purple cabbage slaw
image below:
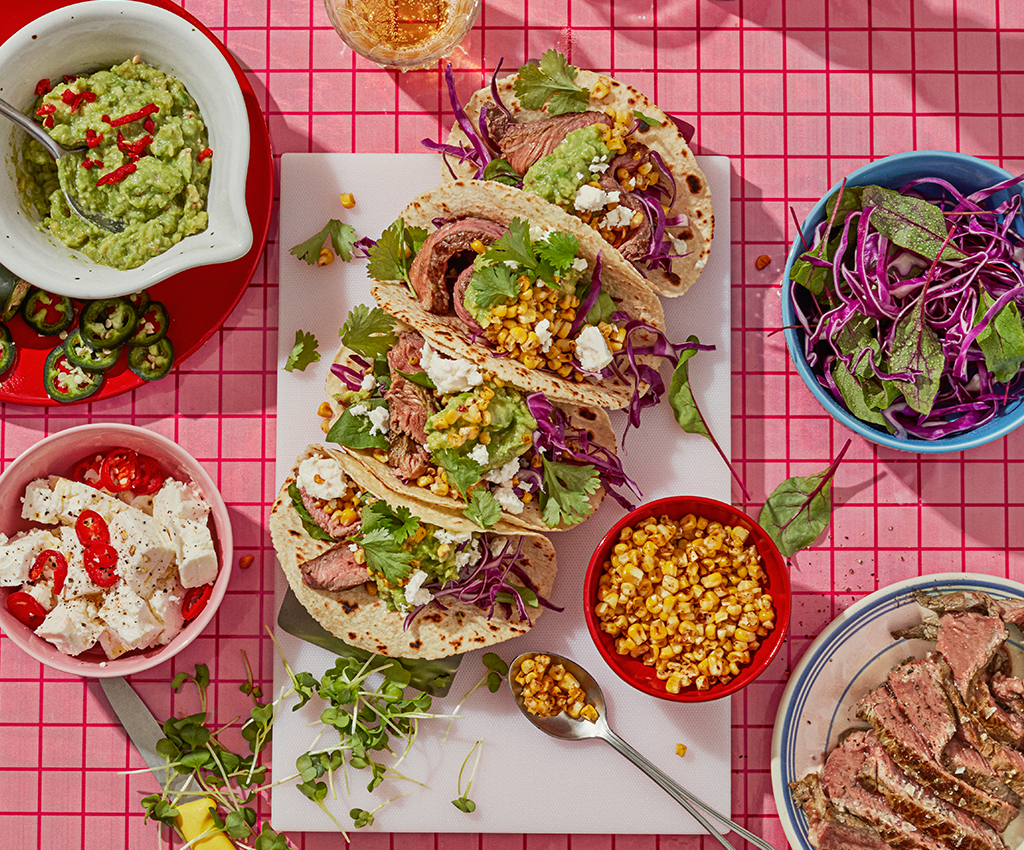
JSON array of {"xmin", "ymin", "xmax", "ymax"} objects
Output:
[
  {"xmin": 791, "ymin": 174, "xmax": 1024, "ymax": 440},
  {"xmin": 402, "ymin": 533, "xmax": 560, "ymax": 630},
  {"xmin": 524, "ymin": 391, "xmax": 642, "ymax": 511},
  {"xmin": 419, "ymin": 62, "xmax": 691, "ymax": 276}
]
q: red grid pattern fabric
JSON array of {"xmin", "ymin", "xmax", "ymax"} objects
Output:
[{"xmin": 2, "ymin": 0, "xmax": 1023, "ymax": 847}]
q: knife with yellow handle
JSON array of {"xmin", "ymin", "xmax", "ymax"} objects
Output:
[{"xmin": 99, "ymin": 676, "xmax": 237, "ymax": 849}]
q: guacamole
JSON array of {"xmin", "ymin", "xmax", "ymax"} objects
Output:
[
  {"xmin": 18, "ymin": 60, "xmax": 212, "ymax": 270},
  {"xmin": 522, "ymin": 124, "xmax": 611, "ymax": 208},
  {"xmin": 373, "ymin": 525, "xmax": 466, "ymax": 612},
  {"xmin": 425, "ymin": 384, "xmax": 538, "ymax": 471}
]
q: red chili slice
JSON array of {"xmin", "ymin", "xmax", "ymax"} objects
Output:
[
  {"xmin": 29, "ymin": 549, "xmax": 68, "ymax": 583},
  {"xmin": 70, "ymin": 453, "xmax": 105, "ymax": 489},
  {"xmin": 75, "ymin": 510, "xmax": 110, "ymax": 546},
  {"xmin": 182, "ymin": 584, "xmax": 213, "ymax": 622},
  {"xmin": 35, "ymin": 78, "xmax": 52, "ymax": 96},
  {"xmin": 131, "ymin": 454, "xmax": 165, "ymax": 496},
  {"xmin": 100, "ymin": 448, "xmax": 139, "ymax": 492},
  {"xmin": 53, "ymin": 560, "xmax": 68, "ymax": 596},
  {"xmin": 83, "ymin": 543, "xmax": 119, "ymax": 587},
  {"xmin": 6, "ymin": 592, "xmax": 48, "ymax": 629}
]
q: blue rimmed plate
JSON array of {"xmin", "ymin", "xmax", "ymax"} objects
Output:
[{"xmin": 771, "ymin": 572, "xmax": 1024, "ymax": 850}]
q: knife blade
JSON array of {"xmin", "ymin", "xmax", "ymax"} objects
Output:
[{"xmin": 100, "ymin": 676, "xmax": 236, "ymax": 849}]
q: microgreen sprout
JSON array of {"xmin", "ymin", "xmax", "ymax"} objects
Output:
[
  {"xmin": 452, "ymin": 740, "xmax": 484, "ymax": 813},
  {"xmin": 444, "ymin": 652, "xmax": 508, "ymax": 742}
]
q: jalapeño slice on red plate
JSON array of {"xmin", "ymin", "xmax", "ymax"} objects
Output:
[
  {"xmin": 128, "ymin": 301, "xmax": 169, "ymax": 346},
  {"xmin": 79, "ymin": 297, "xmax": 138, "ymax": 349},
  {"xmin": 43, "ymin": 348, "xmax": 105, "ymax": 402},
  {"xmin": 22, "ymin": 289, "xmax": 74, "ymax": 335},
  {"xmin": 128, "ymin": 337, "xmax": 174, "ymax": 381}
]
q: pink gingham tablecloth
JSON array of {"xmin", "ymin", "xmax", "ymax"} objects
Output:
[{"xmin": 4, "ymin": 0, "xmax": 1024, "ymax": 847}]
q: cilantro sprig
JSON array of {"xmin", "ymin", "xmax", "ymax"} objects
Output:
[
  {"xmin": 291, "ymin": 219, "xmax": 359, "ymax": 264},
  {"xmin": 339, "ymin": 304, "xmax": 398, "ymax": 359},
  {"xmin": 354, "ymin": 500, "xmax": 420, "ymax": 583},
  {"xmin": 367, "ymin": 218, "xmax": 428, "ymax": 286},
  {"xmin": 514, "ymin": 49, "xmax": 591, "ymax": 115},
  {"xmin": 284, "ymin": 329, "xmax": 320, "ymax": 372},
  {"xmin": 464, "ymin": 488, "xmax": 502, "ymax": 528},
  {"xmin": 538, "ymin": 456, "xmax": 600, "ymax": 528}
]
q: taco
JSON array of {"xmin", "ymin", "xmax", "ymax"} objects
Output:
[
  {"xmin": 270, "ymin": 444, "xmax": 558, "ymax": 660},
  {"xmin": 367, "ymin": 178, "xmax": 679, "ymax": 414},
  {"xmin": 425, "ymin": 51, "xmax": 714, "ymax": 298},
  {"xmin": 320, "ymin": 311, "xmax": 641, "ymax": 532}
]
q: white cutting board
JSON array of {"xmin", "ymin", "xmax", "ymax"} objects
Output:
[{"xmin": 272, "ymin": 153, "xmax": 733, "ymax": 834}]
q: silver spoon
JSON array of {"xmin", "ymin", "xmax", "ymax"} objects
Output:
[
  {"xmin": 0, "ymin": 95, "xmax": 125, "ymax": 233},
  {"xmin": 508, "ymin": 652, "xmax": 776, "ymax": 850}
]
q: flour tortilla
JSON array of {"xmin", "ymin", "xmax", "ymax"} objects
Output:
[
  {"xmin": 372, "ymin": 179, "xmax": 666, "ymax": 411},
  {"xmin": 325, "ymin": 339, "xmax": 614, "ymax": 532},
  {"xmin": 270, "ymin": 445, "xmax": 558, "ymax": 659},
  {"xmin": 445, "ymin": 69, "xmax": 714, "ymax": 298}
]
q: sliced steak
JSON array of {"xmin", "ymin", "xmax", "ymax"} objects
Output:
[
  {"xmin": 914, "ymin": 589, "xmax": 1024, "ymax": 625},
  {"xmin": 388, "ymin": 433, "xmax": 430, "ymax": 481},
  {"xmin": 944, "ymin": 737, "xmax": 1022, "ymax": 808},
  {"xmin": 936, "ymin": 612, "xmax": 1007, "ymax": 701},
  {"xmin": 887, "ymin": 656, "xmax": 958, "ymax": 761},
  {"xmin": 385, "ymin": 333, "xmax": 436, "ymax": 446},
  {"xmin": 857, "ymin": 732, "xmax": 1007, "ymax": 850},
  {"xmin": 790, "ymin": 774, "xmax": 892, "ymax": 850},
  {"xmin": 299, "ymin": 542, "xmax": 368, "ymax": 592},
  {"xmin": 452, "ymin": 264, "xmax": 483, "ymax": 333},
  {"xmin": 857, "ymin": 685, "xmax": 1018, "ymax": 830},
  {"xmin": 892, "ymin": 617, "xmax": 940, "ymax": 642},
  {"xmin": 299, "ymin": 488, "xmax": 360, "ymax": 540},
  {"xmin": 407, "ymin": 218, "xmax": 507, "ymax": 314},
  {"xmin": 595, "ymin": 171, "xmax": 652, "ymax": 262},
  {"xmin": 820, "ymin": 731, "xmax": 955, "ymax": 850},
  {"xmin": 992, "ymin": 673, "xmax": 1024, "ymax": 715},
  {"xmin": 487, "ymin": 110, "xmax": 614, "ymax": 176}
]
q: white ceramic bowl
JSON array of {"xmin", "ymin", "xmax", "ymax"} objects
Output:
[
  {"xmin": 0, "ymin": 1, "xmax": 252, "ymax": 299},
  {"xmin": 0, "ymin": 424, "xmax": 233, "ymax": 677}
]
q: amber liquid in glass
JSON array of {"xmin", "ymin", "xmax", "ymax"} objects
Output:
[{"xmin": 356, "ymin": 0, "xmax": 448, "ymax": 50}]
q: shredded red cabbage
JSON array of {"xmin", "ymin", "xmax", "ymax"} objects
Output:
[
  {"xmin": 331, "ymin": 354, "xmax": 372, "ymax": 391},
  {"xmin": 569, "ymin": 252, "xmax": 605, "ymax": 336},
  {"xmin": 791, "ymin": 174, "xmax": 1024, "ymax": 440}
]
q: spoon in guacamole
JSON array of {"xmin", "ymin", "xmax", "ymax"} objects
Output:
[{"xmin": 0, "ymin": 96, "xmax": 124, "ymax": 233}]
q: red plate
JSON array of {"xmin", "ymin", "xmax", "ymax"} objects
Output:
[{"xmin": 0, "ymin": 0, "xmax": 273, "ymax": 406}]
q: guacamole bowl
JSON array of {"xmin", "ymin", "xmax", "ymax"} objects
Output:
[{"xmin": 0, "ymin": 0, "xmax": 252, "ymax": 299}]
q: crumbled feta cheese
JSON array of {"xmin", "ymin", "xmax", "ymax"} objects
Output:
[
  {"xmin": 454, "ymin": 537, "xmax": 482, "ymax": 570},
  {"xmin": 168, "ymin": 519, "xmax": 218, "ymax": 588},
  {"xmin": 503, "ymin": 260, "xmax": 519, "ymax": 270},
  {"xmin": 529, "ymin": 224, "xmax": 554, "ymax": 242},
  {"xmin": 575, "ymin": 184, "xmax": 620, "ymax": 213},
  {"xmin": 575, "ymin": 325, "xmax": 613, "ymax": 372},
  {"xmin": 571, "ymin": 257, "xmax": 589, "ymax": 273},
  {"xmin": 493, "ymin": 487, "xmax": 525, "ymax": 514},
  {"xmin": 404, "ymin": 569, "xmax": 433, "ymax": 606},
  {"xmin": 0, "ymin": 529, "xmax": 61, "ymax": 586},
  {"xmin": 485, "ymin": 459, "xmax": 521, "ymax": 487},
  {"xmin": 535, "ymin": 319, "xmax": 554, "ymax": 353},
  {"xmin": 297, "ymin": 456, "xmax": 350, "ymax": 501},
  {"xmin": 35, "ymin": 597, "xmax": 103, "ymax": 656},
  {"xmin": 435, "ymin": 529, "xmax": 472, "ymax": 546},
  {"xmin": 602, "ymin": 205, "xmax": 635, "ymax": 229},
  {"xmin": 20, "ymin": 581, "xmax": 55, "ymax": 612},
  {"xmin": 97, "ymin": 583, "xmax": 164, "ymax": 659},
  {"xmin": 360, "ymin": 373, "xmax": 376, "ymax": 392},
  {"xmin": 152, "ymin": 480, "xmax": 210, "ymax": 525},
  {"xmin": 589, "ymin": 161, "xmax": 610, "ymax": 173},
  {"xmin": 420, "ymin": 343, "xmax": 483, "ymax": 394},
  {"xmin": 107, "ymin": 510, "xmax": 177, "ymax": 598},
  {"xmin": 349, "ymin": 402, "xmax": 388, "ymax": 436},
  {"xmin": 468, "ymin": 442, "xmax": 490, "ymax": 466},
  {"xmin": 21, "ymin": 478, "xmax": 61, "ymax": 524}
]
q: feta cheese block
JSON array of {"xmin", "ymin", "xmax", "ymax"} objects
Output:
[
  {"xmin": 35, "ymin": 597, "xmax": 103, "ymax": 656},
  {"xmin": 169, "ymin": 519, "xmax": 218, "ymax": 588},
  {"xmin": 152, "ymin": 480, "xmax": 210, "ymax": 525},
  {"xmin": 148, "ymin": 574, "xmax": 185, "ymax": 645},
  {"xmin": 0, "ymin": 528, "xmax": 61, "ymax": 586},
  {"xmin": 50, "ymin": 477, "xmax": 133, "ymax": 526},
  {"xmin": 21, "ymin": 477, "xmax": 61, "ymax": 524},
  {"xmin": 97, "ymin": 583, "xmax": 164, "ymax": 659},
  {"xmin": 107, "ymin": 510, "xmax": 177, "ymax": 598},
  {"xmin": 55, "ymin": 526, "xmax": 97, "ymax": 600}
]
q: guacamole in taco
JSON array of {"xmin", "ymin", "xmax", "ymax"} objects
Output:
[
  {"xmin": 270, "ymin": 444, "xmax": 558, "ymax": 659},
  {"xmin": 425, "ymin": 51, "xmax": 714, "ymax": 298}
]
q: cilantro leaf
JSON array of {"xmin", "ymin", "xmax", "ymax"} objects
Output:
[
  {"xmin": 284, "ymin": 329, "xmax": 320, "ymax": 372},
  {"xmin": 367, "ymin": 218, "xmax": 428, "ymax": 285},
  {"xmin": 463, "ymin": 488, "xmax": 502, "ymax": 528},
  {"xmin": 358, "ymin": 526, "xmax": 414, "ymax": 584},
  {"xmin": 482, "ymin": 218, "xmax": 538, "ymax": 271},
  {"xmin": 432, "ymin": 448, "xmax": 483, "ymax": 499},
  {"xmin": 514, "ymin": 50, "xmax": 590, "ymax": 115},
  {"xmin": 325, "ymin": 399, "xmax": 390, "ymax": 450},
  {"xmin": 290, "ymin": 219, "xmax": 359, "ymax": 264},
  {"xmin": 632, "ymin": 110, "xmax": 664, "ymax": 129},
  {"xmin": 536, "ymin": 231, "xmax": 580, "ymax": 273},
  {"xmin": 360, "ymin": 500, "xmax": 420, "ymax": 546},
  {"xmin": 538, "ymin": 457, "xmax": 599, "ymax": 527},
  {"xmin": 467, "ymin": 263, "xmax": 519, "ymax": 310},
  {"xmin": 340, "ymin": 304, "xmax": 397, "ymax": 359}
]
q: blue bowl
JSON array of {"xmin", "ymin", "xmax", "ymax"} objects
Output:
[{"xmin": 781, "ymin": 150, "xmax": 1024, "ymax": 454}]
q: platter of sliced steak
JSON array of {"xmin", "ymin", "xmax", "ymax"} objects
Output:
[{"xmin": 772, "ymin": 574, "xmax": 1024, "ymax": 850}]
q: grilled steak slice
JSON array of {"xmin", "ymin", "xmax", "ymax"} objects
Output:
[
  {"xmin": 387, "ymin": 432, "xmax": 430, "ymax": 481},
  {"xmin": 887, "ymin": 656, "xmax": 958, "ymax": 761},
  {"xmin": 857, "ymin": 685, "xmax": 1018, "ymax": 830},
  {"xmin": 299, "ymin": 542, "xmax": 368, "ymax": 592},
  {"xmin": 944, "ymin": 737, "xmax": 1022, "ymax": 808},
  {"xmin": 407, "ymin": 218, "xmax": 507, "ymax": 314},
  {"xmin": 298, "ymin": 488, "xmax": 360, "ymax": 540},
  {"xmin": 452, "ymin": 265, "xmax": 483, "ymax": 333},
  {"xmin": 936, "ymin": 612, "xmax": 1007, "ymax": 701},
  {"xmin": 487, "ymin": 110, "xmax": 614, "ymax": 176},
  {"xmin": 892, "ymin": 618, "xmax": 940, "ymax": 642},
  {"xmin": 857, "ymin": 732, "xmax": 1007, "ymax": 850},
  {"xmin": 992, "ymin": 673, "xmax": 1024, "ymax": 715},
  {"xmin": 790, "ymin": 774, "xmax": 892, "ymax": 850},
  {"xmin": 595, "ymin": 171, "xmax": 652, "ymax": 262},
  {"xmin": 385, "ymin": 332, "xmax": 436, "ymax": 446},
  {"xmin": 915, "ymin": 589, "xmax": 1024, "ymax": 625},
  {"xmin": 820, "ymin": 731, "xmax": 955, "ymax": 850}
]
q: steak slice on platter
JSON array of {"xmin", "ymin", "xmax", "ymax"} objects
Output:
[
  {"xmin": 943, "ymin": 737, "xmax": 1022, "ymax": 808},
  {"xmin": 299, "ymin": 542, "xmax": 368, "ymax": 592},
  {"xmin": 487, "ymin": 109, "xmax": 614, "ymax": 176},
  {"xmin": 887, "ymin": 656, "xmax": 959, "ymax": 761},
  {"xmin": 790, "ymin": 774, "xmax": 892, "ymax": 850},
  {"xmin": 936, "ymin": 612, "xmax": 1008, "ymax": 702},
  {"xmin": 857, "ymin": 685, "xmax": 1018, "ymax": 830},
  {"xmin": 914, "ymin": 589, "xmax": 1024, "ymax": 626},
  {"xmin": 819, "ymin": 731, "xmax": 962, "ymax": 850},
  {"xmin": 857, "ymin": 732, "xmax": 1007, "ymax": 850},
  {"xmin": 992, "ymin": 673, "xmax": 1024, "ymax": 716}
]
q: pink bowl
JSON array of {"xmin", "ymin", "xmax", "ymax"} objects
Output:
[
  {"xmin": 584, "ymin": 495, "xmax": 790, "ymax": 702},
  {"xmin": 0, "ymin": 424, "xmax": 232, "ymax": 677}
]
